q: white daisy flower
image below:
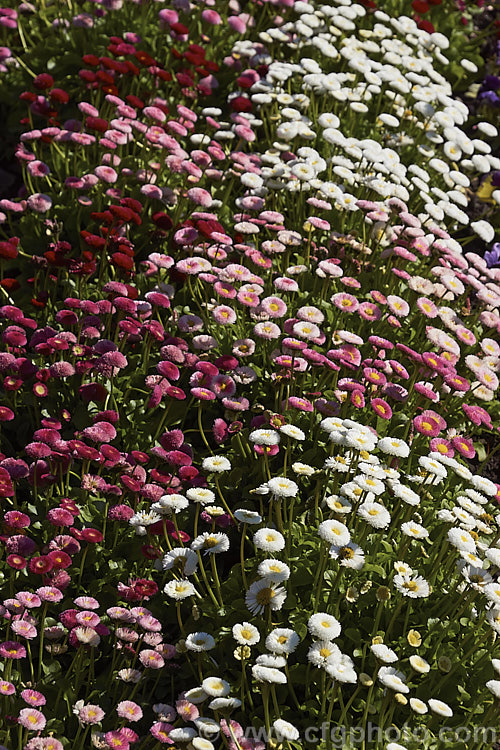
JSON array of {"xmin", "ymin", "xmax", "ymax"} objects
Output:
[
  {"xmin": 307, "ymin": 641, "xmax": 341, "ymax": 666},
  {"xmin": 251, "ymin": 665, "xmax": 287, "ymax": 684},
  {"xmin": 447, "ymin": 528, "xmax": 477, "ymax": 553},
  {"xmin": 320, "ymin": 417, "xmax": 345, "ymax": 434},
  {"xmin": 470, "ymin": 475, "xmax": 497, "ymax": 496},
  {"xmin": 486, "ymin": 680, "xmax": 500, "ymax": 699},
  {"xmin": 265, "ymin": 628, "xmax": 300, "ymax": 655},
  {"xmin": 232, "ymin": 622, "xmax": 260, "ymax": 646},
  {"xmin": 192, "ymin": 739, "xmax": 214, "ymax": 750},
  {"xmin": 418, "ymin": 456, "xmax": 447, "ymax": 478},
  {"xmin": 390, "ymin": 483, "xmax": 420, "ymax": 506},
  {"xmin": 487, "ymin": 607, "xmax": 500, "ymax": 635},
  {"xmin": 234, "ymin": 509, "xmax": 262, "ymax": 525},
  {"xmin": 324, "ymin": 495, "xmax": 352, "ymax": 514},
  {"xmin": 152, "ymin": 493, "xmax": 189, "ymax": 515},
  {"xmin": 162, "ymin": 548, "xmax": 198, "ymax": 576},
  {"xmin": 358, "ymin": 501, "xmax": 391, "ymax": 529},
  {"xmin": 318, "ymin": 519, "xmax": 351, "ymax": 546},
  {"xmin": 183, "ymin": 688, "xmax": 208, "ymax": 704},
  {"xmin": 245, "ymin": 579, "xmax": 287, "ymax": 616},
  {"xmin": 378, "ymin": 666, "xmax": 409, "ymax": 693},
  {"xmin": 164, "ymin": 580, "xmax": 196, "ymax": 600},
  {"xmin": 273, "ymin": 719, "xmax": 300, "ymax": 741},
  {"xmin": 186, "ymin": 488, "xmax": 216, "ymax": 506},
  {"xmin": 186, "ymin": 632, "xmax": 216, "ymax": 652},
  {"xmin": 202, "ymin": 677, "xmax": 231, "ymax": 697},
  {"xmin": 409, "ymin": 698, "xmax": 428, "ymax": 714},
  {"xmin": 484, "ymin": 583, "xmax": 500, "ymax": 606},
  {"xmin": 377, "ymin": 437, "xmax": 410, "ymax": 457},
  {"xmin": 279, "ymin": 424, "xmax": 306, "ymax": 441},
  {"xmin": 208, "ymin": 698, "xmax": 241, "ymax": 711},
  {"xmin": 329, "ymin": 542, "xmax": 365, "ymax": 570},
  {"xmin": 253, "ymin": 528, "xmax": 285, "ymax": 552},
  {"xmin": 371, "ymin": 644, "xmax": 398, "ymax": 663},
  {"xmin": 401, "ymin": 522, "xmax": 429, "ymax": 539},
  {"xmin": 191, "ymin": 533, "xmax": 230, "ymax": 555},
  {"xmin": 308, "ymin": 613, "xmax": 341, "ymax": 640},
  {"xmin": 255, "ymin": 654, "xmax": 287, "ymax": 668},
  {"xmin": 266, "ymin": 477, "xmax": 299, "ymax": 498},
  {"xmin": 354, "ymin": 475, "xmax": 385, "ymax": 495},
  {"xmin": 428, "ymin": 699, "xmax": 453, "ymax": 717},
  {"xmin": 202, "ymin": 456, "xmax": 231, "ymax": 473},
  {"xmin": 169, "ymin": 728, "xmax": 197, "ymax": 742},
  {"xmin": 409, "ymin": 655, "xmax": 430, "ymax": 674},
  {"xmin": 325, "ymin": 653, "xmax": 357, "ymax": 683},
  {"xmin": 249, "ymin": 429, "xmax": 280, "ymax": 446},
  {"xmin": 257, "ymin": 559, "xmax": 290, "ymax": 583},
  {"xmin": 394, "ymin": 575, "xmax": 429, "ymax": 598},
  {"xmin": 292, "ymin": 462, "xmax": 316, "ymax": 476},
  {"xmin": 485, "ymin": 548, "xmax": 500, "ymax": 567},
  {"xmin": 129, "ymin": 510, "xmax": 161, "ymax": 528},
  {"xmin": 394, "ymin": 561, "xmax": 413, "ymax": 576},
  {"xmin": 194, "ymin": 718, "xmax": 220, "ymax": 736}
]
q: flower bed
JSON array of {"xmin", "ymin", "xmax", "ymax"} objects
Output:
[{"xmin": 0, "ymin": 1, "xmax": 499, "ymax": 749}]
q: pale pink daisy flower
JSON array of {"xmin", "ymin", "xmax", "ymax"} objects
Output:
[
  {"xmin": 139, "ymin": 649, "xmax": 165, "ymax": 669},
  {"xmin": 78, "ymin": 704, "xmax": 105, "ymax": 725},
  {"xmin": 213, "ymin": 306, "xmax": 237, "ymax": 325},
  {"xmin": 117, "ymin": 700, "xmax": 143, "ymax": 722},
  {"xmin": 187, "ymin": 187, "xmax": 212, "ymax": 207},
  {"xmin": 293, "ymin": 321, "xmax": 321, "ymax": 340},
  {"xmin": 20, "ymin": 689, "xmax": 46, "ymax": 707},
  {"xmin": 297, "ymin": 306, "xmax": 324, "ymax": 324},
  {"xmin": 274, "ymin": 277, "xmax": 299, "ymax": 292},
  {"xmin": 26, "ymin": 193, "xmax": 52, "ymax": 212},
  {"xmin": 331, "ymin": 293, "xmax": 358, "ymax": 313},
  {"xmin": 237, "ymin": 291, "xmax": 260, "ymax": 308},
  {"xmin": 232, "ymin": 339, "xmax": 255, "ymax": 357},
  {"xmin": 262, "ymin": 239, "xmax": 286, "ymax": 254},
  {"xmin": 94, "ymin": 166, "xmax": 118, "ymax": 184},
  {"xmin": 387, "ymin": 295, "xmax": 409, "ymax": 318},
  {"xmin": 18, "ymin": 708, "xmax": 46, "ymax": 731},
  {"xmin": 358, "ymin": 302, "xmax": 381, "ymax": 321},
  {"xmin": 416, "ymin": 297, "xmax": 437, "ymax": 318},
  {"xmin": 260, "ymin": 296, "xmax": 287, "ymax": 318},
  {"xmin": 254, "ymin": 322, "xmax": 281, "ymax": 339}
]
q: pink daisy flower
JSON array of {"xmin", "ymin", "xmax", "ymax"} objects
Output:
[
  {"xmin": 94, "ymin": 166, "xmax": 118, "ymax": 184},
  {"xmin": 18, "ymin": 708, "xmax": 46, "ymax": 731},
  {"xmin": 286, "ymin": 396, "xmax": 313, "ymax": 412},
  {"xmin": 0, "ymin": 641, "xmax": 26, "ymax": 659},
  {"xmin": 260, "ymin": 296, "xmax": 287, "ymax": 319},
  {"xmin": 413, "ymin": 414, "xmax": 441, "ymax": 437},
  {"xmin": 363, "ymin": 368, "xmax": 387, "ymax": 387},
  {"xmin": 213, "ymin": 306, "xmax": 237, "ymax": 325},
  {"xmin": 462, "ymin": 404, "xmax": 492, "ymax": 428},
  {"xmin": 429, "ymin": 438, "xmax": 454, "ymax": 458},
  {"xmin": 117, "ymin": 700, "xmax": 143, "ymax": 722},
  {"xmin": 20, "ymin": 689, "xmax": 46, "ymax": 707},
  {"xmin": 0, "ymin": 680, "xmax": 15, "ymax": 695},
  {"xmin": 351, "ymin": 390, "xmax": 365, "ymax": 409},
  {"xmin": 416, "ymin": 297, "xmax": 438, "ymax": 318},
  {"xmin": 150, "ymin": 722, "xmax": 175, "ymax": 744},
  {"xmin": 451, "ymin": 436, "xmax": 475, "ymax": 459},
  {"xmin": 371, "ymin": 398, "xmax": 392, "ymax": 420},
  {"xmin": 104, "ymin": 730, "xmax": 129, "ymax": 749},
  {"xmin": 358, "ymin": 302, "xmax": 381, "ymax": 321},
  {"xmin": 331, "ymin": 293, "xmax": 358, "ymax": 313},
  {"xmin": 139, "ymin": 649, "xmax": 165, "ymax": 669}
]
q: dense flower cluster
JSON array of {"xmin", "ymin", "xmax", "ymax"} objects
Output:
[{"xmin": 0, "ymin": 0, "xmax": 498, "ymax": 749}]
